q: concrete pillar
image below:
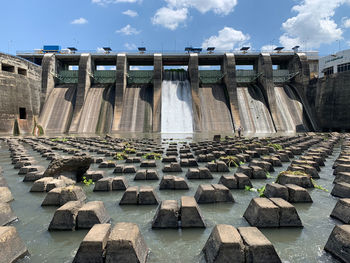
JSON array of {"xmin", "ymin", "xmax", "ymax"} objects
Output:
[
  {"xmin": 111, "ymin": 54, "xmax": 127, "ymax": 132},
  {"xmin": 257, "ymin": 53, "xmax": 281, "ymax": 131},
  {"xmin": 40, "ymin": 53, "xmax": 56, "ymax": 112},
  {"xmin": 153, "ymin": 54, "xmax": 162, "ymax": 132},
  {"xmin": 222, "ymin": 53, "xmax": 240, "ymax": 130},
  {"xmin": 188, "ymin": 54, "xmax": 202, "ymax": 132},
  {"xmin": 69, "ymin": 53, "xmax": 93, "ymax": 133},
  {"xmin": 288, "ymin": 53, "xmax": 318, "ymax": 131}
]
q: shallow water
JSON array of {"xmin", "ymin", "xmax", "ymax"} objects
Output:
[{"xmin": 0, "ymin": 138, "xmax": 342, "ymax": 263}]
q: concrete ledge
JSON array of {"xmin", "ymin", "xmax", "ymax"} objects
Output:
[
  {"xmin": 0, "ymin": 202, "xmax": 17, "ymax": 226},
  {"xmin": 324, "ymin": 225, "xmax": 350, "ymax": 263},
  {"xmin": 73, "ymin": 223, "xmax": 111, "ymax": 263},
  {"xmin": 105, "ymin": 222, "xmax": 148, "ymax": 263},
  {"xmin": 0, "ymin": 226, "xmax": 29, "ymax": 263}
]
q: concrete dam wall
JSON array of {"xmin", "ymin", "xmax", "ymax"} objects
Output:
[{"xmin": 0, "ymin": 51, "xmax": 319, "ymax": 135}]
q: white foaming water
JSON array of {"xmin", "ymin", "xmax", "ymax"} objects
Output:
[{"xmin": 161, "ymin": 71, "xmax": 193, "ymax": 133}]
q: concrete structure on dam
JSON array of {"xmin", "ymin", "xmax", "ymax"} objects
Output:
[{"xmin": 0, "ymin": 50, "xmax": 322, "ymax": 135}]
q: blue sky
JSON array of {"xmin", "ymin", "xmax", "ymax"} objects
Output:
[{"xmin": 1, "ymin": 0, "xmax": 350, "ymax": 56}]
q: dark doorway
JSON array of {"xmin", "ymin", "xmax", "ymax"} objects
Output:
[{"xmin": 19, "ymin": 108, "xmax": 27, "ymax": 119}]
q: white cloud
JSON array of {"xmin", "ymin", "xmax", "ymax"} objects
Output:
[
  {"xmin": 342, "ymin": 17, "xmax": 350, "ymax": 28},
  {"xmin": 152, "ymin": 7, "xmax": 188, "ymax": 30},
  {"xmin": 130, "ymin": 66, "xmax": 140, "ymax": 70},
  {"xmin": 96, "ymin": 47, "xmax": 105, "ymax": 53},
  {"xmin": 279, "ymin": 0, "xmax": 350, "ymax": 49},
  {"xmin": 152, "ymin": 0, "xmax": 237, "ymax": 30},
  {"xmin": 71, "ymin": 18, "xmax": 88, "ymax": 25},
  {"xmin": 92, "ymin": 0, "xmax": 140, "ymax": 5},
  {"xmin": 165, "ymin": 0, "xmax": 237, "ymax": 15},
  {"xmin": 124, "ymin": 43, "xmax": 137, "ymax": 50},
  {"xmin": 123, "ymin": 9, "xmax": 138, "ymax": 17},
  {"xmin": 116, "ymin": 24, "xmax": 140, "ymax": 35},
  {"xmin": 261, "ymin": 45, "xmax": 277, "ymax": 52},
  {"xmin": 202, "ymin": 27, "xmax": 250, "ymax": 50}
]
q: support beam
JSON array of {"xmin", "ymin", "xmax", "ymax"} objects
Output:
[
  {"xmin": 257, "ymin": 53, "xmax": 281, "ymax": 131},
  {"xmin": 69, "ymin": 53, "xmax": 93, "ymax": 133},
  {"xmin": 111, "ymin": 54, "xmax": 127, "ymax": 132},
  {"xmin": 188, "ymin": 54, "xmax": 202, "ymax": 132},
  {"xmin": 153, "ymin": 54, "xmax": 162, "ymax": 132},
  {"xmin": 40, "ymin": 53, "xmax": 56, "ymax": 112},
  {"xmin": 288, "ymin": 53, "xmax": 318, "ymax": 131},
  {"xmin": 222, "ymin": 53, "xmax": 240, "ymax": 130}
]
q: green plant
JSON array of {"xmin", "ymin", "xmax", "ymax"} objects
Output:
[
  {"xmin": 124, "ymin": 147, "xmax": 136, "ymax": 154},
  {"xmin": 257, "ymin": 185, "xmax": 266, "ymax": 197},
  {"xmin": 82, "ymin": 176, "xmax": 94, "ymax": 187},
  {"xmin": 239, "ymin": 161, "xmax": 245, "ymax": 165},
  {"xmin": 267, "ymin": 143, "xmax": 283, "ymax": 150},
  {"xmin": 311, "ymin": 178, "xmax": 328, "ymax": 192},
  {"xmin": 220, "ymin": 156, "xmax": 239, "ymax": 167},
  {"xmin": 266, "ymin": 172, "xmax": 273, "ymax": 179},
  {"xmin": 115, "ymin": 152, "xmax": 128, "ymax": 160},
  {"xmin": 142, "ymin": 152, "xmax": 162, "ymax": 160}
]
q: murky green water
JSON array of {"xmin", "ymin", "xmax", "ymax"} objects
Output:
[{"xmin": 0, "ymin": 136, "xmax": 342, "ymax": 263}]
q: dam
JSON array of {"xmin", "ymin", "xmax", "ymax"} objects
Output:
[{"xmin": 0, "ymin": 50, "xmax": 319, "ymax": 135}]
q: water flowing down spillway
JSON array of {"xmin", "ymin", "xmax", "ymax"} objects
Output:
[{"xmin": 161, "ymin": 71, "xmax": 193, "ymax": 133}]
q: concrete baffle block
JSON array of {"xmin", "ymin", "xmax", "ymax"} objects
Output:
[
  {"xmin": 330, "ymin": 198, "xmax": 350, "ymax": 224},
  {"xmin": 263, "ymin": 183, "xmax": 289, "ymax": 200},
  {"xmin": 112, "ymin": 177, "xmax": 128, "ymax": 190},
  {"xmin": 218, "ymin": 175, "xmax": 238, "ymax": 189},
  {"xmin": 94, "ymin": 178, "xmax": 113, "ymax": 191},
  {"xmin": 138, "ymin": 186, "xmax": 160, "ymax": 205},
  {"xmin": 243, "ymin": 198, "xmax": 279, "ymax": 227},
  {"xmin": 73, "ymin": 223, "xmax": 111, "ymax": 263},
  {"xmin": 212, "ymin": 184, "xmax": 234, "ymax": 203},
  {"xmin": 195, "ymin": 184, "xmax": 215, "ymax": 204},
  {"xmin": 276, "ymin": 173, "xmax": 314, "ymax": 188},
  {"xmin": 331, "ymin": 182, "xmax": 350, "ymax": 198},
  {"xmin": 60, "ymin": 186, "xmax": 87, "ymax": 206},
  {"xmin": 105, "ymin": 222, "xmax": 148, "ymax": 263},
  {"xmin": 119, "ymin": 186, "xmax": 139, "ymax": 205},
  {"xmin": 0, "ymin": 202, "xmax": 17, "ymax": 226},
  {"xmin": 30, "ymin": 177, "xmax": 54, "ymax": 192},
  {"xmin": 238, "ymin": 227, "xmax": 281, "ymax": 263},
  {"xmin": 48, "ymin": 201, "xmax": 84, "ymax": 231},
  {"xmin": 180, "ymin": 196, "xmax": 206, "ymax": 228},
  {"xmin": 0, "ymin": 187, "xmax": 14, "ymax": 203},
  {"xmin": 46, "ymin": 179, "xmax": 66, "ymax": 192},
  {"xmin": 41, "ymin": 187, "xmax": 63, "ymax": 206},
  {"xmin": 0, "ymin": 226, "xmax": 28, "ymax": 263},
  {"xmin": 324, "ymin": 225, "xmax": 350, "ymax": 263},
  {"xmin": 269, "ymin": 198, "xmax": 303, "ymax": 227},
  {"xmin": 77, "ymin": 201, "xmax": 111, "ymax": 229},
  {"xmin": 234, "ymin": 173, "xmax": 253, "ymax": 189},
  {"xmin": 285, "ymin": 184, "xmax": 313, "ymax": 203},
  {"xmin": 152, "ymin": 200, "xmax": 179, "ymax": 228},
  {"xmin": 202, "ymin": 224, "xmax": 245, "ymax": 263}
]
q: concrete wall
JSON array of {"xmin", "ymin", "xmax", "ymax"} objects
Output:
[
  {"xmin": 315, "ymin": 71, "xmax": 350, "ymax": 131},
  {"xmin": 0, "ymin": 52, "xmax": 42, "ymax": 135}
]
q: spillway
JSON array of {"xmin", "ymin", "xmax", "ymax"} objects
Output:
[
  {"xmin": 119, "ymin": 84, "xmax": 153, "ymax": 132},
  {"xmin": 38, "ymin": 84, "xmax": 76, "ymax": 134},
  {"xmin": 237, "ymin": 85, "xmax": 275, "ymax": 134},
  {"xmin": 199, "ymin": 84, "xmax": 233, "ymax": 131},
  {"xmin": 274, "ymin": 85, "xmax": 307, "ymax": 132},
  {"xmin": 161, "ymin": 71, "xmax": 193, "ymax": 133},
  {"xmin": 76, "ymin": 84, "xmax": 105, "ymax": 134},
  {"xmin": 96, "ymin": 85, "xmax": 115, "ymax": 134}
]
